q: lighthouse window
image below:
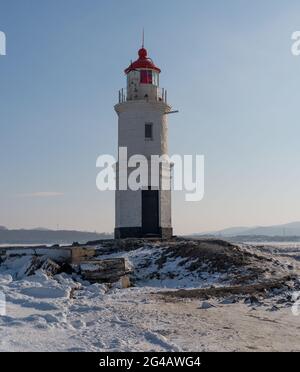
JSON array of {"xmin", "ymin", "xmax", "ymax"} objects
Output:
[
  {"xmin": 145, "ymin": 123, "xmax": 153, "ymax": 140},
  {"xmin": 140, "ymin": 70, "xmax": 153, "ymax": 84},
  {"xmin": 152, "ymin": 72, "xmax": 159, "ymax": 86}
]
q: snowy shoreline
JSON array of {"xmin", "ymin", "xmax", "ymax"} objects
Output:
[{"xmin": 0, "ymin": 239, "xmax": 299, "ymax": 352}]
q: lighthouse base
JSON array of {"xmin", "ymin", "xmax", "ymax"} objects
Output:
[{"xmin": 114, "ymin": 227, "xmax": 173, "ymax": 240}]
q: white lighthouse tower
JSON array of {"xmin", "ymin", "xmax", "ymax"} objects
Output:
[{"xmin": 114, "ymin": 44, "xmax": 173, "ymax": 239}]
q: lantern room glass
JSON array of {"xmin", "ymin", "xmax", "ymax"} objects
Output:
[
  {"xmin": 152, "ymin": 72, "xmax": 159, "ymax": 86},
  {"xmin": 140, "ymin": 70, "xmax": 159, "ymax": 86},
  {"xmin": 140, "ymin": 70, "xmax": 152, "ymax": 84}
]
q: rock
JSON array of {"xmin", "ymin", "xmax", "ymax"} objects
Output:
[
  {"xmin": 244, "ymin": 295, "xmax": 261, "ymax": 305},
  {"xmin": 271, "ymin": 288, "xmax": 283, "ymax": 295},
  {"xmin": 286, "ymin": 294, "xmax": 293, "ymax": 302},
  {"xmin": 41, "ymin": 258, "xmax": 60, "ymax": 276},
  {"xmin": 199, "ymin": 301, "xmax": 216, "ymax": 310},
  {"xmin": 71, "ymin": 247, "xmax": 96, "ymax": 264},
  {"xmin": 220, "ymin": 296, "xmax": 238, "ymax": 305},
  {"xmin": 80, "ymin": 258, "xmax": 127, "ymax": 284},
  {"xmin": 276, "ymin": 298, "xmax": 287, "ymax": 305},
  {"xmin": 59, "ymin": 263, "xmax": 73, "ymax": 275},
  {"xmin": 285, "ymin": 281, "xmax": 295, "ymax": 289},
  {"xmin": 120, "ymin": 275, "xmax": 131, "ymax": 288},
  {"xmin": 24, "ymin": 256, "xmax": 43, "ymax": 276},
  {"xmin": 113, "ymin": 275, "xmax": 131, "ymax": 289}
]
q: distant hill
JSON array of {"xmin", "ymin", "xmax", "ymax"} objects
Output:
[
  {"xmin": 198, "ymin": 222, "xmax": 300, "ymax": 238},
  {"xmin": 0, "ymin": 228, "xmax": 113, "ymax": 245},
  {"xmin": 0, "ymin": 226, "xmax": 8, "ymax": 231}
]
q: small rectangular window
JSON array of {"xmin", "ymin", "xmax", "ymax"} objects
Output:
[
  {"xmin": 140, "ymin": 70, "xmax": 153, "ymax": 84},
  {"xmin": 145, "ymin": 123, "xmax": 153, "ymax": 140}
]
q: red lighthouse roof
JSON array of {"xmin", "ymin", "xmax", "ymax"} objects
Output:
[{"xmin": 125, "ymin": 47, "xmax": 161, "ymax": 74}]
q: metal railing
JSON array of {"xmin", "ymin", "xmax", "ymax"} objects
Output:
[
  {"xmin": 118, "ymin": 88, "xmax": 168, "ymax": 104},
  {"xmin": 118, "ymin": 88, "xmax": 127, "ymax": 103}
]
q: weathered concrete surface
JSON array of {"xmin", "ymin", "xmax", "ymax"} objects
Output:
[
  {"xmin": 2, "ymin": 246, "xmax": 71, "ymax": 262},
  {"xmin": 70, "ymin": 247, "xmax": 97, "ymax": 264},
  {"xmin": 1, "ymin": 245, "xmax": 98, "ymax": 265},
  {"xmin": 80, "ymin": 258, "xmax": 128, "ymax": 285}
]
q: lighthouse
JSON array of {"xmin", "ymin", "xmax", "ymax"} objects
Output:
[{"xmin": 114, "ymin": 44, "xmax": 173, "ymax": 239}]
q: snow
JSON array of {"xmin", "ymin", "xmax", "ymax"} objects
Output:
[
  {"xmin": 80, "ymin": 263, "xmax": 102, "ymax": 272},
  {"xmin": 0, "ymin": 252, "xmax": 184, "ymax": 351},
  {"xmin": 5, "ymin": 247, "xmax": 71, "ymax": 262},
  {"xmin": 97, "ymin": 246, "xmax": 227, "ymax": 289},
  {"xmin": 0, "ymin": 243, "xmax": 300, "ymax": 351},
  {"xmin": 21, "ymin": 286, "xmax": 70, "ymax": 299}
]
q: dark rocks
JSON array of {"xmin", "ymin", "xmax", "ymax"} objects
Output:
[
  {"xmin": 24, "ymin": 256, "xmax": 43, "ymax": 276},
  {"xmin": 244, "ymin": 295, "xmax": 262, "ymax": 305},
  {"xmin": 199, "ymin": 301, "xmax": 217, "ymax": 310},
  {"xmin": 41, "ymin": 259, "xmax": 61, "ymax": 276},
  {"xmin": 220, "ymin": 296, "xmax": 239, "ymax": 305}
]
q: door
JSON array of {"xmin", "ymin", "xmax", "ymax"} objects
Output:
[{"xmin": 142, "ymin": 190, "xmax": 159, "ymax": 235}]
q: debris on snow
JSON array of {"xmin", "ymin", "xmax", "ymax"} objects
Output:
[
  {"xmin": 0, "ymin": 238, "xmax": 299, "ymax": 352},
  {"xmin": 199, "ymin": 301, "xmax": 217, "ymax": 310}
]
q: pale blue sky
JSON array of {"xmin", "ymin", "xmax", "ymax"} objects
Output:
[{"xmin": 1, "ymin": 0, "xmax": 300, "ymax": 234}]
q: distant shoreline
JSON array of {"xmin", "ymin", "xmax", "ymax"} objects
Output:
[
  {"xmin": 0, "ymin": 228, "xmax": 113, "ymax": 246},
  {"xmin": 188, "ymin": 235, "xmax": 300, "ymax": 243}
]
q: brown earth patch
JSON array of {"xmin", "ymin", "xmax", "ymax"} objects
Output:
[{"xmin": 158, "ymin": 275, "xmax": 296, "ymax": 300}]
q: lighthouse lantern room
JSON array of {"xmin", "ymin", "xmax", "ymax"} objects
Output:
[{"xmin": 114, "ymin": 44, "xmax": 173, "ymax": 239}]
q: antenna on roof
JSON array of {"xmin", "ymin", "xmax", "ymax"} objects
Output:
[{"xmin": 142, "ymin": 28, "xmax": 145, "ymax": 48}]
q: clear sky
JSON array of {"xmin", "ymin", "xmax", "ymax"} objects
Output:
[{"xmin": 1, "ymin": 0, "xmax": 300, "ymax": 234}]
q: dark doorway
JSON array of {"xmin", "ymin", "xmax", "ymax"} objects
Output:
[{"xmin": 142, "ymin": 190, "xmax": 159, "ymax": 235}]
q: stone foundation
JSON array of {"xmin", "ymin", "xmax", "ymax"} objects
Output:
[{"xmin": 114, "ymin": 227, "xmax": 173, "ymax": 240}]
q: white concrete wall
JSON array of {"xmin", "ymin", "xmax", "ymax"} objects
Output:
[
  {"xmin": 116, "ymin": 101, "xmax": 170, "ymax": 158},
  {"xmin": 115, "ymin": 100, "xmax": 172, "ymax": 229},
  {"xmin": 115, "ymin": 190, "xmax": 141, "ymax": 228},
  {"xmin": 160, "ymin": 190, "xmax": 172, "ymax": 228}
]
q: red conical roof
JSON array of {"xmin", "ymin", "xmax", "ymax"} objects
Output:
[{"xmin": 125, "ymin": 48, "xmax": 161, "ymax": 74}]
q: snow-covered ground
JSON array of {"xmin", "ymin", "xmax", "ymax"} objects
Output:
[{"xmin": 0, "ymin": 241, "xmax": 300, "ymax": 352}]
